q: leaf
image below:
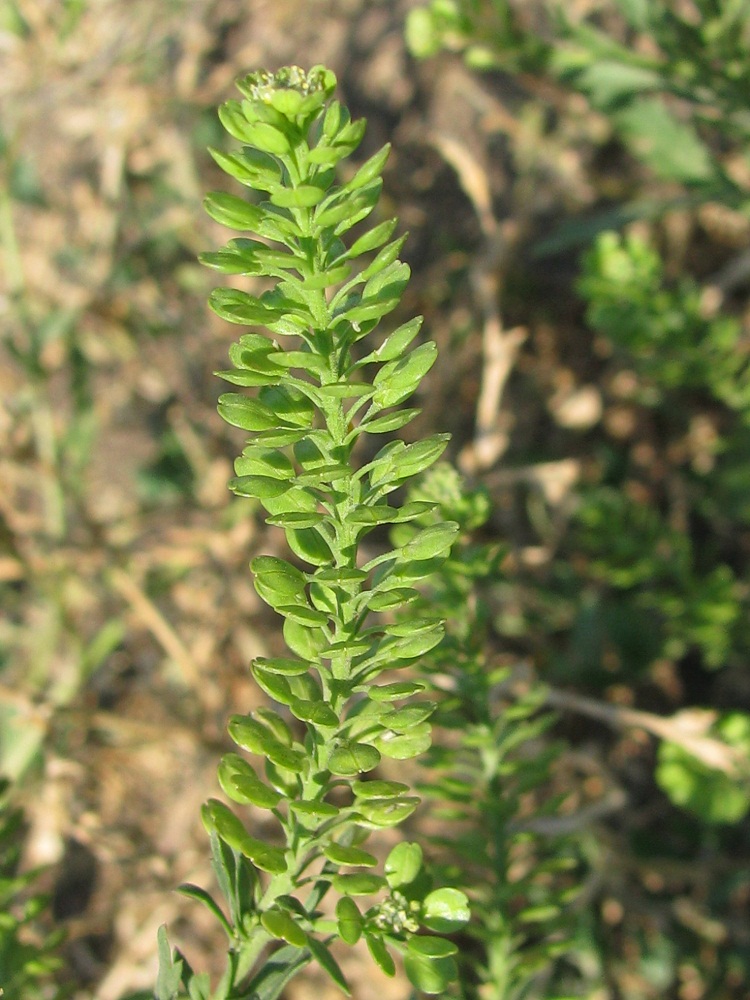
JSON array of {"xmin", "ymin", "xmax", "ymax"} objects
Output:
[
  {"xmin": 155, "ymin": 926, "xmax": 183, "ymax": 1000},
  {"xmin": 352, "ymin": 779, "xmax": 411, "ymax": 799},
  {"xmin": 328, "ymin": 741, "xmax": 381, "ymax": 776},
  {"xmin": 241, "ymin": 943, "xmax": 312, "ymax": 1000},
  {"xmin": 218, "ymin": 393, "xmax": 278, "ymax": 432},
  {"xmin": 306, "ymin": 937, "xmax": 351, "ymax": 995},
  {"xmin": 360, "ymin": 237, "xmax": 408, "ymax": 283},
  {"xmin": 384, "ymin": 842, "xmax": 423, "ymax": 888},
  {"xmin": 270, "ymin": 185, "xmax": 326, "ymax": 208},
  {"xmin": 278, "ymin": 604, "xmax": 330, "ymax": 627},
  {"xmin": 202, "ymin": 800, "xmax": 288, "ymax": 873},
  {"xmin": 289, "ymin": 800, "xmax": 339, "ymax": 821},
  {"xmin": 365, "ymin": 933, "xmax": 396, "ymax": 977},
  {"xmin": 252, "ymin": 555, "xmax": 307, "ymax": 609},
  {"xmin": 347, "ymin": 144, "xmax": 391, "ymax": 191},
  {"xmin": 177, "ymin": 884, "xmax": 233, "ymax": 938},
  {"xmin": 251, "ymin": 664, "xmax": 294, "ymax": 705},
  {"xmin": 259, "ymin": 384, "xmax": 316, "ymax": 428},
  {"xmin": 422, "ymin": 888, "xmax": 471, "ymax": 934},
  {"xmin": 218, "ymin": 753, "xmax": 283, "ymax": 809},
  {"xmin": 254, "ymin": 656, "xmax": 310, "ymax": 676},
  {"xmin": 365, "ymin": 587, "xmax": 421, "ymax": 612},
  {"xmin": 401, "ymin": 522, "xmax": 459, "ymax": 560},
  {"xmin": 284, "ymin": 617, "xmax": 327, "ymax": 660},
  {"xmin": 204, "ymin": 192, "xmax": 264, "ymax": 230},
  {"xmin": 336, "ymin": 897, "xmax": 364, "ymax": 945},
  {"xmin": 378, "ymin": 702, "xmax": 436, "ymax": 733},
  {"xmin": 228, "ymin": 715, "xmax": 306, "ymax": 773},
  {"xmin": 370, "ymin": 317, "xmax": 423, "ymax": 363},
  {"xmin": 403, "ymin": 938, "xmax": 458, "ymax": 995},
  {"xmin": 615, "ymin": 98, "xmax": 715, "ymax": 183},
  {"xmin": 655, "ymin": 712, "xmax": 750, "ymax": 824},
  {"xmin": 372, "ymin": 342, "xmax": 438, "ymax": 408},
  {"xmin": 229, "ymin": 475, "xmax": 293, "ymax": 499},
  {"xmin": 285, "ymin": 526, "xmax": 334, "ymax": 567},
  {"xmin": 356, "ymin": 796, "xmax": 421, "ymax": 827},
  {"xmin": 289, "ymin": 697, "xmax": 339, "ymax": 728},
  {"xmin": 378, "ymin": 623, "xmax": 445, "ymax": 663},
  {"xmin": 365, "ymin": 681, "xmax": 427, "ymax": 702},
  {"xmin": 324, "ymin": 844, "xmax": 378, "ymax": 867},
  {"xmin": 346, "ymin": 218, "xmax": 398, "ymax": 258},
  {"xmin": 261, "ymin": 909, "xmax": 308, "ymax": 948},
  {"xmin": 356, "ymin": 408, "xmax": 421, "ymax": 436},
  {"xmin": 209, "ymin": 288, "xmax": 282, "ymax": 326},
  {"xmin": 373, "ymin": 725, "xmax": 432, "ymax": 761},
  {"xmin": 208, "ymin": 146, "xmax": 283, "ymax": 191},
  {"xmin": 332, "ymin": 873, "xmax": 388, "ymax": 896}
]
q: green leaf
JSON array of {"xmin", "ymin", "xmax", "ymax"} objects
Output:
[
  {"xmin": 403, "ymin": 938, "xmax": 458, "ymax": 994},
  {"xmin": 259, "ymin": 385, "xmax": 316, "ymax": 428},
  {"xmin": 204, "ymin": 192, "xmax": 264, "ymax": 230},
  {"xmin": 306, "ymin": 937, "xmax": 351, "ymax": 995},
  {"xmin": 373, "ymin": 724, "xmax": 432, "ymax": 760},
  {"xmin": 328, "ymin": 740, "xmax": 381, "ymax": 776},
  {"xmin": 347, "ymin": 144, "xmax": 391, "ymax": 190},
  {"xmin": 289, "ymin": 801, "xmax": 339, "ymax": 829},
  {"xmin": 655, "ymin": 712, "xmax": 750, "ymax": 824},
  {"xmin": 356, "ymin": 408, "xmax": 421, "ymax": 436},
  {"xmin": 372, "ymin": 341, "xmax": 438, "ymax": 408},
  {"xmin": 332, "ymin": 873, "xmax": 388, "ymax": 895},
  {"xmin": 378, "ymin": 702, "xmax": 436, "ymax": 732},
  {"xmin": 285, "ymin": 526, "xmax": 334, "ymax": 567},
  {"xmin": 202, "ymin": 800, "xmax": 288, "ymax": 873},
  {"xmin": 365, "ymin": 933, "xmax": 396, "ymax": 977},
  {"xmin": 356, "ymin": 796, "xmax": 420, "ymax": 827},
  {"xmin": 208, "ymin": 147, "xmax": 282, "ymax": 191},
  {"xmin": 253, "ymin": 656, "xmax": 310, "ymax": 676},
  {"xmin": 228, "ymin": 715, "xmax": 306, "ymax": 772},
  {"xmin": 284, "ymin": 617, "xmax": 327, "ymax": 659},
  {"xmin": 229, "ymin": 475, "xmax": 293, "ymax": 499},
  {"xmin": 615, "ymin": 98, "xmax": 715, "ymax": 183},
  {"xmin": 335, "ymin": 896, "xmax": 364, "ymax": 945},
  {"xmin": 352, "ymin": 779, "xmax": 411, "ymax": 799},
  {"xmin": 378, "ymin": 623, "xmax": 445, "ymax": 662},
  {"xmin": 261, "ymin": 909, "xmax": 308, "ymax": 948},
  {"xmin": 364, "ymin": 587, "xmax": 420, "ymax": 612},
  {"xmin": 252, "ymin": 664, "xmax": 294, "ymax": 705},
  {"xmin": 218, "ymin": 753, "xmax": 283, "ymax": 809},
  {"xmin": 177, "ymin": 884, "xmax": 233, "ymax": 938},
  {"xmin": 218, "ymin": 393, "xmax": 278, "ymax": 432},
  {"xmin": 155, "ymin": 926, "xmax": 183, "ymax": 1000},
  {"xmin": 401, "ymin": 522, "xmax": 459, "ymax": 560},
  {"xmin": 384, "ymin": 842, "xmax": 422, "ymax": 888},
  {"xmin": 324, "ymin": 843, "xmax": 378, "ymax": 867},
  {"xmin": 209, "ymin": 288, "xmax": 282, "ymax": 326},
  {"xmin": 252, "ymin": 555, "xmax": 307, "ymax": 609},
  {"xmin": 422, "ymin": 888, "xmax": 471, "ymax": 934},
  {"xmin": 289, "ymin": 697, "xmax": 339, "ymax": 728},
  {"xmin": 365, "ymin": 681, "xmax": 427, "ymax": 702},
  {"xmin": 255, "ymin": 706, "xmax": 294, "ymax": 744},
  {"xmin": 408, "ymin": 936, "xmax": 458, "ymax": 958},
  {"xmin": 278, "ymin": 603, "xmax": 330, "ymax": 626},
  {"xmin": 241, "ymin": 944, "xmax": 312, "ymax": 1000},
  {"xmin": 346, "ymin": 218, "xmax": 398, "ymax": 258},
  {"xmin": 270, "ymin": 185, "xmax": 326, "ymax": 208}
]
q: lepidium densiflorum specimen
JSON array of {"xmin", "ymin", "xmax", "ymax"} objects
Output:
[{"xmin": 155, "ymin": 66, "xmax": 469, "ymax": 1000}]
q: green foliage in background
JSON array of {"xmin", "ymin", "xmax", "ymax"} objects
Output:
[
  {"xmin": 391, "ymin": 466, "xmax": 584, "ymax": 999},
  {"xmin": 406, "ymin": 1, "xmax": 750, "ymax": 996},
  {"xmin": 0, "ymin": 782, "xmax": 65, "ymax": 1000},
  {"xmin": 157, "ymin": 65, "xmax": 469, "ymax": 1000}
]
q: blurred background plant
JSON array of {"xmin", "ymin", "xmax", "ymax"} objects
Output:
[{"xmin": 2, "ymin": 0, "xmax": 750, "ymax": 997}]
